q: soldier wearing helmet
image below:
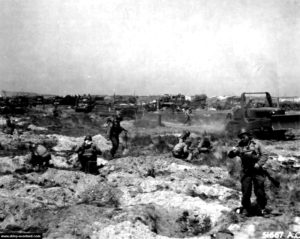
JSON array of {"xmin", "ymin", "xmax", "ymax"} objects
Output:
[
  {"xmin": 197, "ymin": 135, "xmax": 212, "ymax": 153},
  {"xmin": 5, "ymin": 115, "xmax": 16, "ymax": 135},
  {"xmin": 29, "ymin": 142, "xmax": 52, "ymax": 170},
  {"xmin": 228, "ymin": 128, "xmax": 268, "ymax": 216},
  {"xmin": 178, "ymin": 130, "xmax": 191, "ymax": 143},
  {"xmin": 183, "ymin": 107, "xmax": 192, "ymax": 125},
  {"xmin": 76, "ymin": 135, "xmax": 102, "ymax": 174},
  {"xmin": 106, "ymin": 111, "xmax": 127, "ymax": 158}
]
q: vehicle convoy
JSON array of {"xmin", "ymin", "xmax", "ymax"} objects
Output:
[
  {"xmin": 226, "ymin": 92, "xmax": 300, "ymax": 138},
  {"xmin": 144, "ymin": 94, "xmax": 191, "ymax": 112},
  {"xmin": 74, "ymin": 96, "xmax": 95, "ymax": 113},
  {"xmin": 0, "ymin": 96, "xmax": 29, "ymax": 114},
  {"xmin": 112, "ymin": 95, "xmax": 139, "ymax": 119}
]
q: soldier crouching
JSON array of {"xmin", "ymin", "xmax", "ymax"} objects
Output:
[
  {"xmin": 29, "ymin": 143, "xmax": 52, "ymax": 170},
  {"xmin": 172, "ymin": 139, "xmax": 193, "ymax": 160},
  {"xmin": 75, "ymin": 135, "xmax": 102, "ymax": 174}
]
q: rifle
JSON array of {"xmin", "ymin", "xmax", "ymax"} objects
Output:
[
  {"xmin": 52, "ymin": 149, "xmax": 76, "ymax": 156},
  {"xmin": 124, "ymin": 131, "xmax": 128, "ymax": 149},
  {"xmin": 262, "ymin": 168, "xmax": 280, "ymax": 188},
  {"xmin": 229, "ymin": 147, "xmax": 280, "ymax": 188}
]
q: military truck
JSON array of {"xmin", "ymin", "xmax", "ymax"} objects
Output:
[
  {"xmin": 0, "ymin": 97, "xmax": 9, "ymax": 114},
  {"xmin": 74, "ymin": 96, "xmax": 95, "ymax": 113},
  {"xmin": 0, "ymin": 96, "xmax": 29, "ymax": 114},
  {"xmin": 226, "ymin": 92, "xmax": 300, "ymax": 139}
]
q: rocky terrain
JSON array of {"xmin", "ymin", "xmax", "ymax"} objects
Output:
[{"xmin": 0, "ymin": 108, "xmax": 299, "ymax": 239}]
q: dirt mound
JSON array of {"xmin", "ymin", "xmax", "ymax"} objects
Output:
[
  {"xmin": 0, "ymin": 156, "xmax": 28, "ymax": 174},
  {"xmin": 50, "ymin": 134, "xmax": 111, "ymax": 152},
  {"xmin": 0, "ymin": 168, "xmax": 124, "ymax": 237}
]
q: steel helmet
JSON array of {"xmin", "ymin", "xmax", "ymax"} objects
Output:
[
  {"xmin": 238, "ymin": 128, "xmax": 251, "ymax": 138},
  {"xmin": 185, "ymin": 138, "xmax": 192, "ymax": 145},
  {"xmin": 84, "ymin": 135, "xmax": 92, "ymax": 141}
]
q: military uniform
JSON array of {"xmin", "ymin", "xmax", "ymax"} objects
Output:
[
  {"xmin": 76, "ymin": 136, "xmax": 102, "ymax": 174},
  {"xmin": 30, "ymin": 144, "xmax": 51, "ymax": 169},
  {"xmin": 172, "ymin": 140, "xmax": 192, "ymax": 159},
  {"xmin": 179, "ymin": 130, "xmax": 190, "ymax": 143},
  {"xmin": 228, "ymin": 132, "xmax": 268, "ymax": 215},
  {"xmin": 107, "ymin": 116, "xmax": 127, "ymax": 158},
  {"xmin": 197, "ymin": 136, "xmax": 212, "ymax": 153},
  {"xmin": 5, "ymin": 116, "xmax": 15, "ymax": 135},
  {"xmin": 184, "ymin": 108, "xmax": 192, "ymax": 125}
]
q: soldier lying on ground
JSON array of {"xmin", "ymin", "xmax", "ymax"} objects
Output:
[
  {"xmin": 75, "ymin": 135, "xmax": 102, "ymax": 174},
  {"xmin": 29, "ymin": 143, "xmax": 52, "ymax": 170}
]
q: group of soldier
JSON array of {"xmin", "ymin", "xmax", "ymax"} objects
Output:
[
  {"xmin": 24, "ymin": 111, "xmax": 127, "ymax": 174},
  {"xmin": 172, "ymin": 130, "xmax": 212, "ymax": 161},
  {"xmin": 172, "ymin": 128, "xmax": 272, "ymax": 217},
  {"xmin": 73, "ymin": 111, "xmax": 127, "ymax": 174},
  {"xmin": 2, "ymin": 110, "xmax": 273, "ymax": 217}
]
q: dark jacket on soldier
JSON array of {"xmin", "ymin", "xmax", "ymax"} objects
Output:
[
  {"xmin": 29, "ymin": 144, "xmax": 51, "ymax": 169},
  {"xmin": 228, "ymin": 139, "xmax": 268, "ymax": 173},
  {"xmin": 107, "ymin": 119, "xmax": 125, "ymax": 138},
  {"xmin": 107, "ymin": 118, "xmax": 126, "ymax": 158},
  {"xmin": 197, "ymin": 137, "xmax": 212, "ymax": 153},
  {"xmin": 5, "ymin": 117, "xmax": 15, "ymax": 135},
  {"xmin": 76, "ymin": 142, "xmax": 102, "ymax": 173},
  {"xmin": 179, "ymin": 131, "xmax": 190, "ymax": 143},
  {"xmin": 76, "ymin": 143, "xmax": 101, "ymax": 159},
  {"xmin": 228, "ymin": 139, "xmax": 268, "ymax": 215}
]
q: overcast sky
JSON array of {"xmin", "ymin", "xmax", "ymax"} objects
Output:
[{"xmin": 0, "ymin": 0, "xmax": 299, "ymax": 96}]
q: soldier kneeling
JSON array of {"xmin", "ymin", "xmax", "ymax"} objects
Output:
[
  {"xmin": 197, "ymin": 135, "xmax": 212, "ymax": 154},
  {"xmin": 172, "ymin": 139, "xmax": 193, "ymax": 160},
  {"xmin": 29, "ymin": 143, "xmax": 52, "ymax": 170},
  {"xmin": 75, "ymin": 135, "xmax": 102, "ymax": 174}
]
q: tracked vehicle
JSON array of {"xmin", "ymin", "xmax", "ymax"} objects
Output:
[
  {"xmin": 226, "ymin": 92, "xmax": 300, "ymax": 139},
  {"xmin": 75, "ymin": 96, "xmax": 95, "ymax": 113}
]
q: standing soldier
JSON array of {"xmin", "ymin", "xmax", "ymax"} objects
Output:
[
  {"xmin": 184, "ymin": 108, "xmax": 192, "ymax": 125},
  {"xmin": 5, "ymin": 115, "xmax": 15, "ymax": 135},
  {"xmin": 53, "ymin": 105, "xmax": 59, "ymax": 118},
  {"xmin": 228, "ymin": 129, "xmax": 268, "ymax": 216},
  {"xmin": 76, "ymin": 135, "xmax": 102, "ymax": 174},
  {"xmin": 107, "ymin": 111, "xmax": 128, "ymax": 158}
]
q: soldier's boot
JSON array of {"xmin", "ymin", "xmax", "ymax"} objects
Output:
[
  {"xmin": 257, "ymin": 208, "xmax": 272, "ymax": 217},
  {"xmin": 235, "ymin": 207, "xmax": 251, "ymax": 217}
]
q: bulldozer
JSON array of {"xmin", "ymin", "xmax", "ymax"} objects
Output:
[
  {"xmin": 74, "ymin": 95, "xmax": 95, "ymax": 113},
  {"xmin": 225, "ymin": 92, "xmax": 300, "ymax": 139}
]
